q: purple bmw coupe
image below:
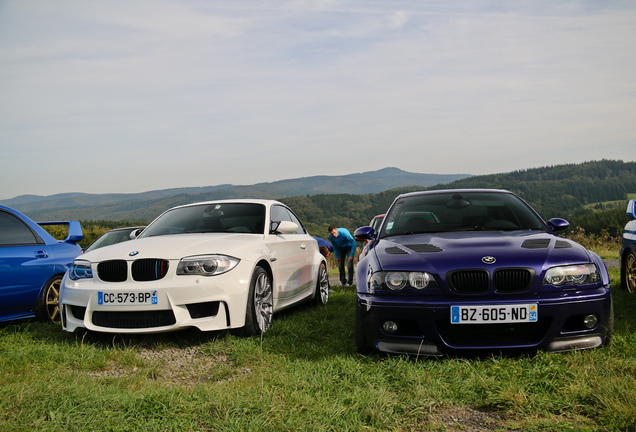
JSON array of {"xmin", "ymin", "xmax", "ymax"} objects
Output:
[{"xmin": 354, "ymin": 189, "xmax": 613, "ymax": 356}]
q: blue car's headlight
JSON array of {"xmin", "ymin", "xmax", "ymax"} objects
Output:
[
  {"xmin": 69, "ymin": 260, "xmax": 93, "ymax": 280},
  {"xmin": 370, "ymin": 271, "xmax": 437, "ymax": 292},
  {"xmin": 177, "ymin": 255, "xmax": 240, "ymax": 276},
  {"xmin": 543, "ymin": 264, "xmax": 600, "ymax": 287}
]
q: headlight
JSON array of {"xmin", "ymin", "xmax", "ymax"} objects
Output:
[
  {"xmin": 370, "ymin": 271, "xmax": 436, "ymax": 292},
  {"xmin": 69, "ymin": 260, "xmax": 93, "ymax": 280},
  {"xmin": 543, "ymin": 264, "xmax": 600, "ymax": 287},
  {"xmin": 177, "ymin": 255, "xmax": 240, "ymax": 276}
]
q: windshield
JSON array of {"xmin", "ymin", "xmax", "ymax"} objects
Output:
[
  {"xmin": 139, "ymin": 203, "xmax": 266, "ymax": 237},
  {"xmin": 381, "ymin": 191, "xmax": 546, "ymax": 237}
]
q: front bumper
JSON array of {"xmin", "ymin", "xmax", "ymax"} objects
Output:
[
  {"xmin": 356, "ymin": 285, "xmax": 612, "ymax": 355},
  {"xmin": 59, "ymin": 268, "xmax": 251, "ymax": 334}
]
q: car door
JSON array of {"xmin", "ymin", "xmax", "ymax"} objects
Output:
[
  {"xmin": 0, "ymin": 210, "xmax": 54, "ymax": 319},
  {"xmin": 268, "ymin": 205, "xmax": 313, "ymax": 303}
]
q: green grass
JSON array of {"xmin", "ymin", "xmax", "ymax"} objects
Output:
[{"xmin": 2, "ymin": 269, "xmax": 635, "ymax": 431}]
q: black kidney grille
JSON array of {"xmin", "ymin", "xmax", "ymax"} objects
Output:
[
  {"xmin": 448, "ymin": 270, "xmax": 490, "ymax": 294},
  {"xmin": 97, "ymin": 260, "xmax": 128, "ymax": 282},
  {"xmin": 92, "ymin": 310, "xmax": 176, "ymax": 329},
  {"xmin": 493, "ymin": 268, "xmax": 535, "ymax": 293},
  {"xmin": 132, "ymin": 259, "xmax": 170, "ymax": 281}
]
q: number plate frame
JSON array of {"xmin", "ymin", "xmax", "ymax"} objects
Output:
[
  {"xmin": 450, "ymin": 304, "xmax": 538, "ymax": 324},
  {"xmin": 97, "ymin": 290, "xmax": 159, "ymax": 306}
]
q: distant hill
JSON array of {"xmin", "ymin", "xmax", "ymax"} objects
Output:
[
  {"xmin": 0, "ymin": 168, "xmax": 470, "ymax": 221},
  {"xmin": 4, "ymin": 161, "xmax": 635, "ymax": 230},
  {"xmin": 281, "ymin": 159, "xmax": 636, "ymax": 234}
]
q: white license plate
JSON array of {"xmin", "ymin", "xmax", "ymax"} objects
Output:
[
  {"xmin": 451, "ymin": 304, "xmax": 537, "ymax": 324},
  {"xmin": 97, "ymin": 291, "xmax": 158, "ymax": 306}
]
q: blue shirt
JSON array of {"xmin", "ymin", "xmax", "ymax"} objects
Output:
[
  {"xmin": 328, "ymin": 228, "xmax": 357, "ymax": 259},
  {"xmin": 312, "ymin": 236, "xmax": 334, "ymax": 252}
]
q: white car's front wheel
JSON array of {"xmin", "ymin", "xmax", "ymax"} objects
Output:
[
  {"xmin": 313, "ymin": 262, "xmax": 329, "ymax": 306},
  {"xmin": 238, "ymin": 266, "xmax": 273, "ymax": 336}
]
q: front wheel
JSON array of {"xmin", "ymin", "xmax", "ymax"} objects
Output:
[
  {"xmin": 34, "ymin": 275, "xmax": 62, "ymax": 324},
  {"xmin": 237, "ymin": 267, "xmax": 273, "ymax": 337},
  {"xmin": 313, "ymin": 262, "xmax": 329, "ymax": 306},
  {"xmin": 623, "ymin": 250, "xmax": 636, "ymax": 293}
]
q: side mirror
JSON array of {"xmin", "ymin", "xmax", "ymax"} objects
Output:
[
  {"xmin": 626, "ymin": 200, "xmax": 636, "ymax": 220},
  {"xmin": 547, "ymin": 218, "xmax": 569, "ymax": 232},
  {"xmin": 129, "ymin": 229, "xmax": 142, "ymax": 239},
  {"xmin": 272, "ymin": 220, "xmax": 298, "ymax": 234},
  {"xmin": 354, "ymin": 226, "xmax": 376, "ymax": 241}
]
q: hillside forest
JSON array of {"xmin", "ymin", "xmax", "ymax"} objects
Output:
[{"xmin": 41, "ymin": 160, "xmax": 635, "ymax": 248}]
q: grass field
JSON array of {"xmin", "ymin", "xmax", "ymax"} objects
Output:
[{"xmin": 1, "ymin": 267, "xmax": 635, "ymax": 431}]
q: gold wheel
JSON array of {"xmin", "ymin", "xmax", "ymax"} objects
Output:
[{"xmin": 626, "ymin": 252, "xmax": 636, "ymax": 294}]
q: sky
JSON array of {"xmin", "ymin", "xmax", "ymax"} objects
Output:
[{"xmin": 1, "ymin": 0, "xmax": 635, "ymax": 200}]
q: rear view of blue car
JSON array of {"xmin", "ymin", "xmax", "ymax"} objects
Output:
[
  {"xmin": 354, "ymin": 189, "xmax": 613, "ymax": 356},
  {"xmin": 0, "ymin": 205, "xmax": 83, "ymax": 324}
]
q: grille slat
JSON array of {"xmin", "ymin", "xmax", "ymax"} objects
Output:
[
  {"xmin": 448, "ymin": 268, "xmax": 534, "ymax": 294},
  {"xmin": 448, "ymin": 270, "xmax": 490, "ymax": 294},
  {"xmin": 493, "ymin": 268, "xmax": 534, "ymax": 293},
  {"xmin": 132, "ymin": 259, "xmax": 170, "ymax": 281},
  {"xmin": 96, "ymin": 259, "xmax": 169, "ymax": 282},
  {"xmin": 97, "ymin": 260, "xmax": 127, "ymax": 282},
  {"xmin": 92, "ymin": 310, "xmax": 176, "ymax": 329}
]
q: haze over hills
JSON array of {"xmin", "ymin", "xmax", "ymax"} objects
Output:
[
  {"xmin": 3, "ymin": 160, "xmax": 635, "ymax": 226},
  {"xmin": 0, "ymin": 168, "xmax": 471, "ymax": 221}
]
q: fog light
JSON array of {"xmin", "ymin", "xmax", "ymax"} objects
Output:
[
  {"xmin": 583, "ymin": 314, "xmax": 598, "ymax": 329},
  {"xmin": 382, "ymin": 321, "xmax": 399, "ymax": 334}
]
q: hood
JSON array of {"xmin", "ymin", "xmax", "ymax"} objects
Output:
[
  {"xmin": 372, "ymin": 231, "xmax": 592, "ymax": 274},
  {"xmin": 81, "ymin": 233, "xmax": 266, "ymax": 262}
]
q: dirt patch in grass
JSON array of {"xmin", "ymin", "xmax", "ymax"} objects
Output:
[
  {"xmin": 87, "ymin": 346, "xmax": 251, "ymax": 385},
  {"xmin": 430, "ymin": 406, "xmax": 515, "ymax": 431}
]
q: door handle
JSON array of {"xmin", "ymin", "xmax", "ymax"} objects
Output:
[
  {"xmin": 300, "ymin": 244, "xmax": 306, "ymax": 250},
  {"xmin": 35, "ymin": 250, "xmax": 48, "ymax": 258}
]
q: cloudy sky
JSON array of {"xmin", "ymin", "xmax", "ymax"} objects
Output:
[{"xmin": 1, "ymin": 0, "xmax": 635, "ymax": 200}]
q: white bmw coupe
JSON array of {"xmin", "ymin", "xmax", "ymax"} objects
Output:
[{"xmin": 60, "ymin": 200, "xmax": 329, "ymax": 336}]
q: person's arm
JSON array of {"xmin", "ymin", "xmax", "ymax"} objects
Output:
[
  {"xmin": 342, "ymin": 230, "xmax": 357, "ymax": 259},
  {"xmin": 329, "ymin": 235, "xmax": 340, "ymax": 259}
]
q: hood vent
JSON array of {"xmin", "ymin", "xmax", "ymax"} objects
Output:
[
  {"xmin": 521, "ymin": 239, "xmax": 551, "ymax": 249},
  {"xmin": 385, "ymin": 246, "xmax": 409, "ymax": 255},
  {"xmin": 404, "ymin": 244, "xmax": 443, "ymax": 253},
  {"xmin": 555, "ymin": 240, "xmax": 573, "ymax": 249}
]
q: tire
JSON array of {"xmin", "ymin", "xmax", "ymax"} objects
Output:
[
  {"xmin": 34, "ymin": 275, "xmax": 62, "ymax": 324},
  {"xmin": 623, "ymin": 250, "xmax": 636, "ymax": 293},
  {"xmin": 313, "ymin": 262, "xmax": 329, "ymax": 306},
  {"xmin": 237, "ymin": 267, "xmax": 273, "ymax": 337},
  {"xmin": 355, "ymin": 300, "xmax": 372, "ymax": 354}
]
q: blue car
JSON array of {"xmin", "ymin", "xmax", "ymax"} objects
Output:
[
  {"xmin": 354, "ymin": 189, "xmax": 613, "ymax": 356},
  {"xmin": 0, "ymin": 205, "xmax": 83, "ymax": 324},
  {"xmin": 621, "ymin": 199, "xmax": 636, "ymax": 293}
]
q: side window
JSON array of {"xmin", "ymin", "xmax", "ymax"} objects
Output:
[
  {"xmin": 0, "ymin": 211, "xmax": 40, "ymax": 246},
  {"xmin": 286, "ymin": 209, "xmax": 306, "ymax": 234},
  {"xmin": 271, "ymin": 205, "xmax": 291, "ymax": 223},
  {"xmin": 270, "ymin": 205, "xmax": 305, "ymax": 234}
]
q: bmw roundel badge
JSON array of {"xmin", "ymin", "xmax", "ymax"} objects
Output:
[
  {"xmin": 129, "ymin": 251, "xmax": 139, "ymax": 256},
  {"xmin": 482, "ymin": 256, "xmax": 496, "ymax": 264}
]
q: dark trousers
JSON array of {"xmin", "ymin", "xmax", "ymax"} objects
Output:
[{"xmin": 337, "ymin": 247, "xmax": 354, "ymax": 285}]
